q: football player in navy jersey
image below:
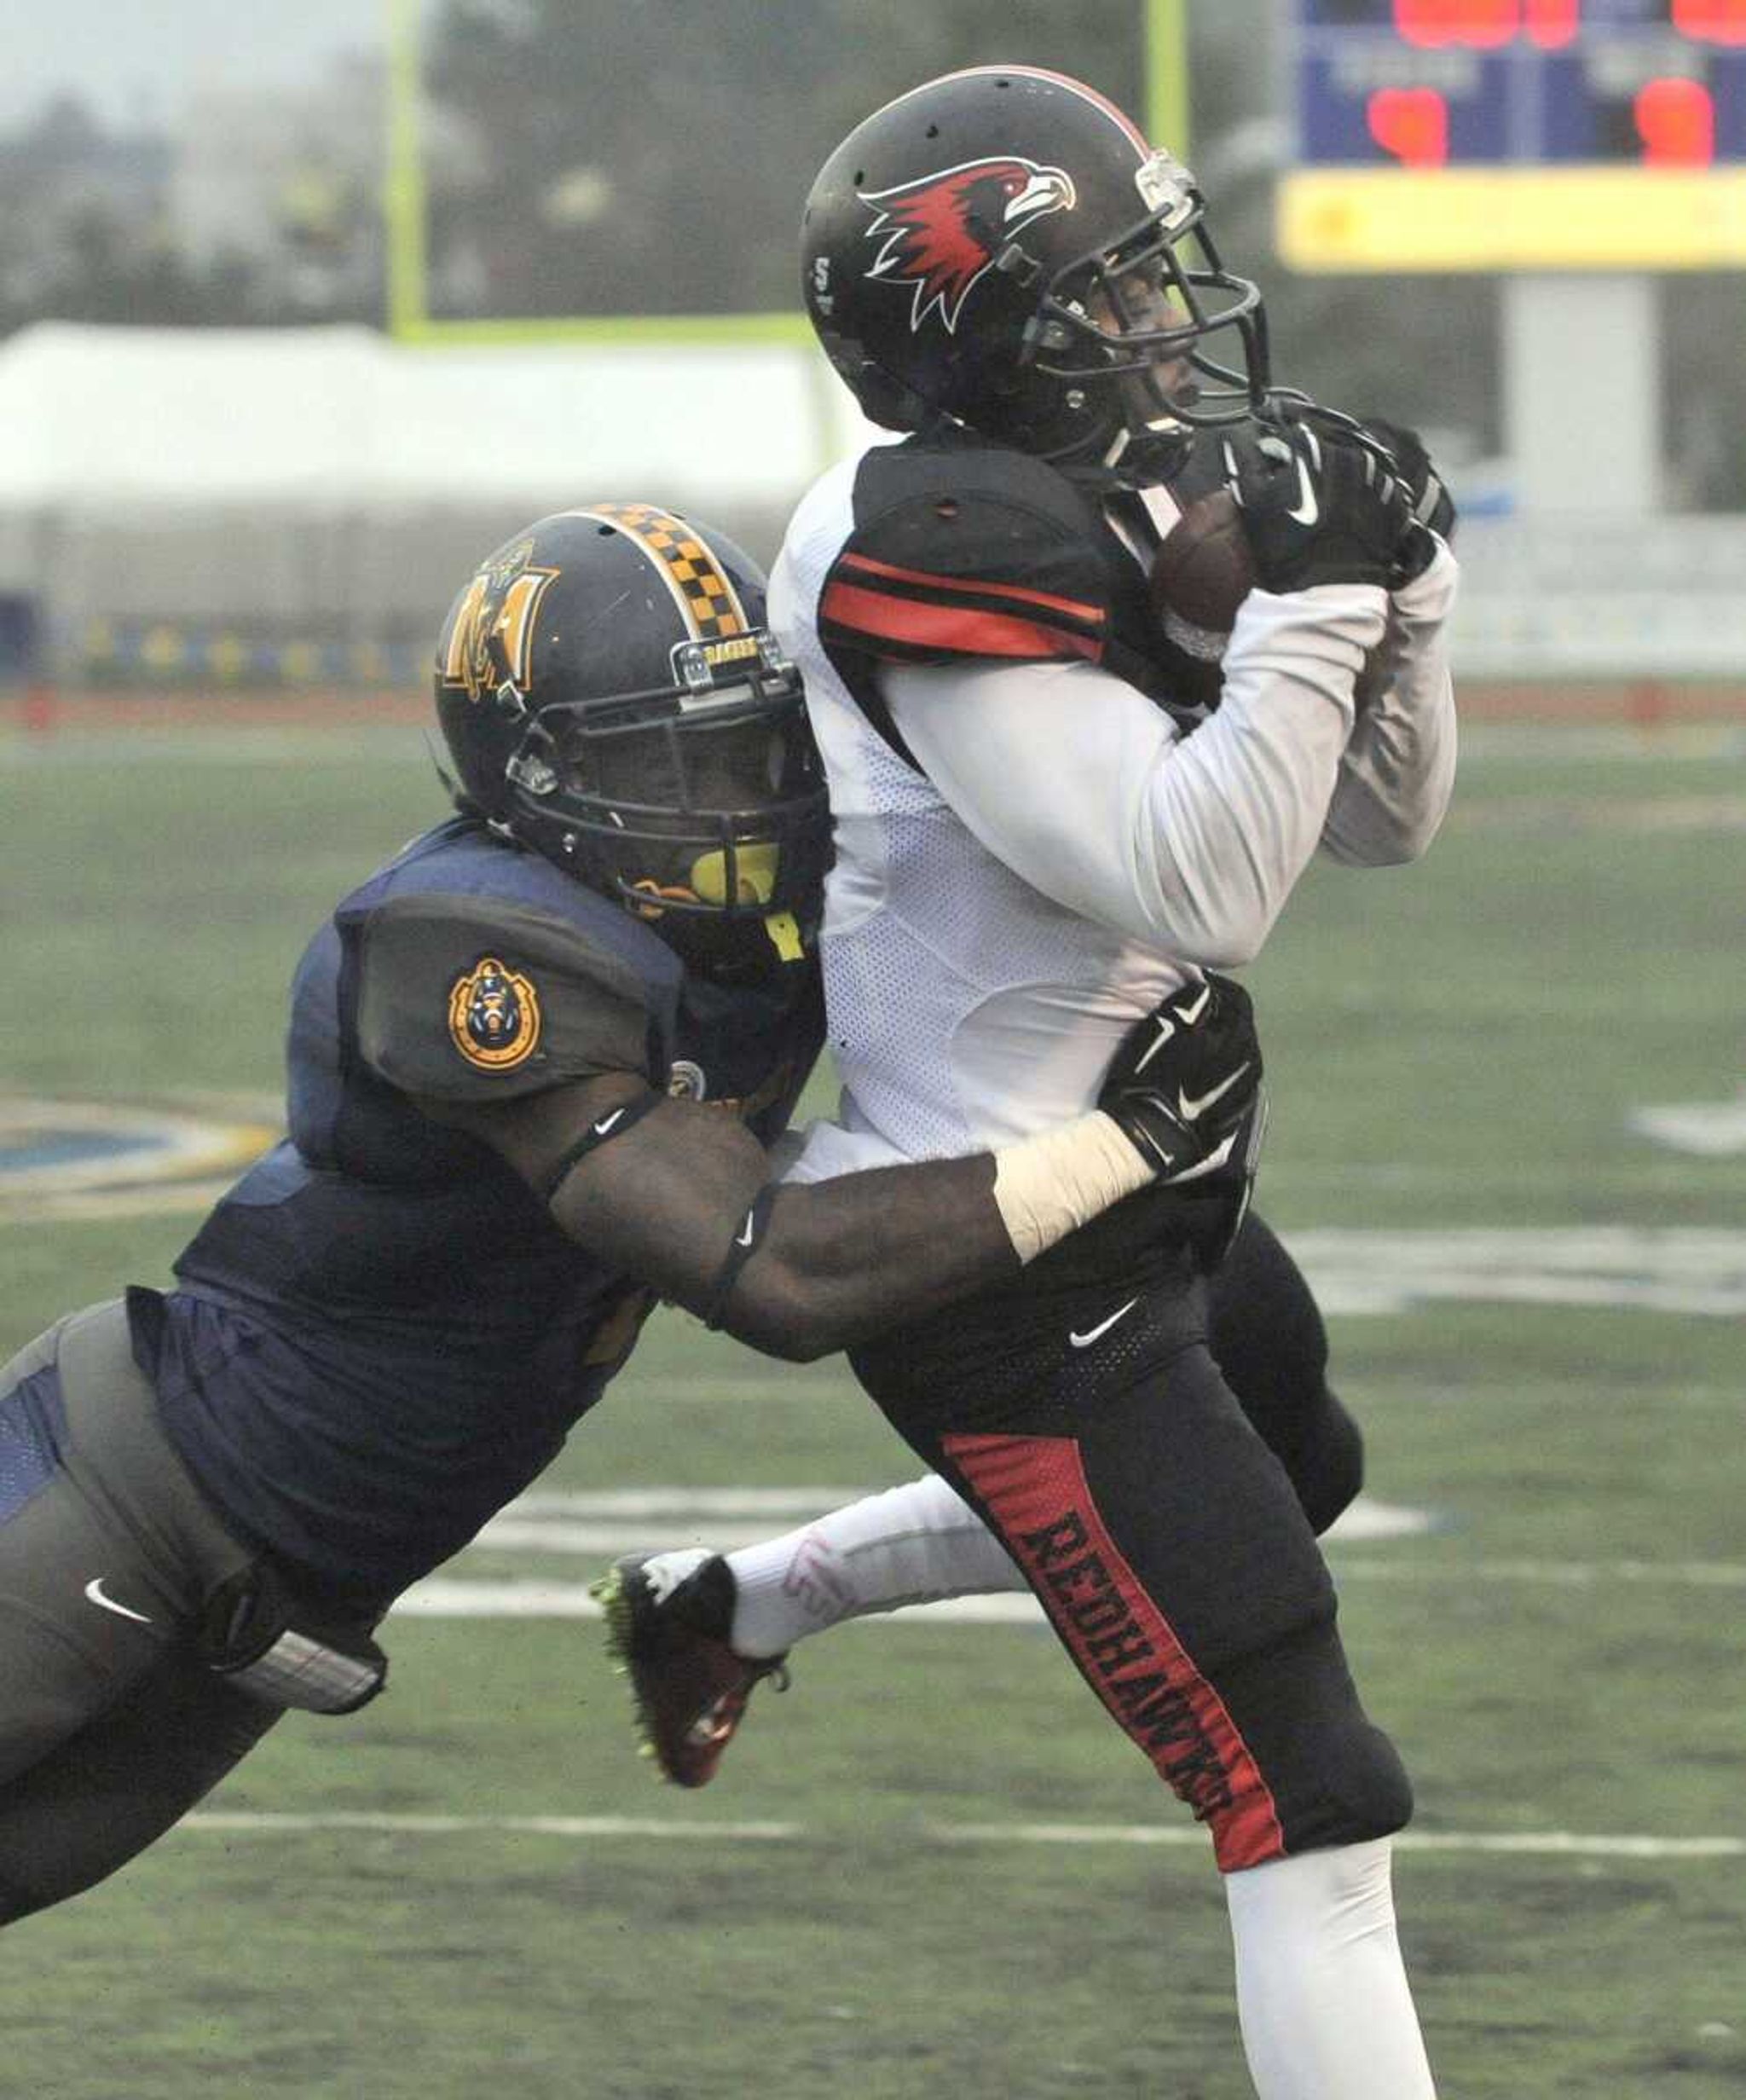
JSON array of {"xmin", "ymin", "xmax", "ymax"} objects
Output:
[
  {"xmin": 0, "ymin": 499, "xmax": 1263, "ymax": 1926},
  {"xmin": 602, "ymin": 68, "xmax": 1457, "ymax": 2100}
]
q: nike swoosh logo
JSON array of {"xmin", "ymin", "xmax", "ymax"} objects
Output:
[
  {"xmin": 592, "ymin": 1109, "xmax": 626, "ymax": 1137},
  {"xmin": 1177, "ymin": 1062, "xmax": 1252, "ymax": 1123},
  {"xmin": 735, "ymin": 1211, "xmax": 757, "ymax": 1248},
  {"xmin": 1221, "ymin": 440, "xmax": 1243, "ymax": 500},
  {"xmin": 1287, "ymin": 454, "xmax": 1320, "ymax": 527},
  {"xmin": 1132, "ymin": 1016, "xmax": 1174, "ymax": 1073},
  {"xmin": 84, "ymin": 1576, "xmax": 153, "ymax": 1626},
  {"xmin": 1068, "ymin": 1299, "xmax": 1139, "ymax": 1350},
  {"xmin": 1169, "ymin": 1130, "xmax": 1239, "ymax": 1183},
  {"xmin": 1133, "ymin": 984, "xmax": 1212, "ymax": 1074}
]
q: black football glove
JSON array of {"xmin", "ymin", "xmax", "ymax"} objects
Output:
[
  {"xmin": 1221, "ymin": 406, "xmax": 1431, "ymax": 593},
  {"xmin": 1099, "ymin": 974, "xmax": 1268, "ymax": 1270},
  {"xmin": 1356, "ymin": 414, "xmax": 1457, "ymax": 546}
]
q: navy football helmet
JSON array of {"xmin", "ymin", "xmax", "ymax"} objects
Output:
[
  {"xmin": 434, "ymin": 504, "xmax": 830, "ymax": 977},
  {"xmin": 801, "ymin": 65, "xmax": 1270, "ymax": 474}
]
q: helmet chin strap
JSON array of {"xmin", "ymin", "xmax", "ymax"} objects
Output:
[{"xmin": 760, "ymin": 911, "xmax": 806, "ymax": 964}]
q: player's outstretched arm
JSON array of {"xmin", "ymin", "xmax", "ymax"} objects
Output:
[{"xmin": 427, "ymin": 976, "xmax": 1260, "ymax": 1363}]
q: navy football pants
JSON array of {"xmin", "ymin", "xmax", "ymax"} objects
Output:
[{"xmin": 0, "ymin": 1300, "xmax": 280, "ymax": 1923}]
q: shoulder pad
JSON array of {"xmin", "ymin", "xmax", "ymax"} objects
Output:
[
  {"xmin": 820, "ymin": 442, "xmax": 1111, "ymax": 669},
  {"xmin": 353, "ymin": 891, "xmax": 669, "ymax": 1103}
]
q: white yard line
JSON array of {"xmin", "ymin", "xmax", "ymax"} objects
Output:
[
  {"xmin": 938, "ymin": 1824, "xmax": 1746, "ymax": 1861},
  {"xmin": 176, "ymin": 1809, "xmax": 1744, "ymax": 1863},
  {"xmin": 186, "ymin": 1812, "xmax": 804, "ymax": 1841},
  {"xmin": 392, "ymin": 1559, "xmax": 1746, "ymax": 1622},
  {"xmin": 1332, "ymin": 1558, "xmax": 1746, "ymax": 1588},
  {"xmin": 472, "ymin": 1494, "xmax": 1432, "ymax": 1559},
  {"xmin": 385, "ymin": 1487, "xmax": 1746, "ymax": 1616}
]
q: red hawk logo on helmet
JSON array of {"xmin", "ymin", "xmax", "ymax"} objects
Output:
[{"xmin": 859, "ymin": 156, "xmax": 1076, "ymax": 335}]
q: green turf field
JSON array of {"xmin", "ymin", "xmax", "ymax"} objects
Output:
[{"xmin": 2, "ymin": 718, "xmax": 1743, "ymax": 2098}]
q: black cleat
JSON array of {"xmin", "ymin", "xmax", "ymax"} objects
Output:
[{"xmin": 591, "ymin": 1550, "xmax": 788, "ymax": 1788}]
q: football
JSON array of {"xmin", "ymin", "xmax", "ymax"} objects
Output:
[{"xmin": 1149, "ymin": 488, "xmax": 1256, "ymax": 651}]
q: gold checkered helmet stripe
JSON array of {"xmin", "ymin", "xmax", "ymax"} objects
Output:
[{"xmin": 568, "ymin": 502, "xmax": 751, "ymax": 643}]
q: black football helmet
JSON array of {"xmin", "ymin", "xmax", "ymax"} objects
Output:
[
  {"xmin": 434, "ymin": 504, "xmax": 830, "ymax": 979},
  {"xmin": 801, "ymin": 65, "xmax": 1269, "ymax": 475}
]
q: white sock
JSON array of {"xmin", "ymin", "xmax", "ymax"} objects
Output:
[
  {"xmin": 725, "ymin": 1473, "xmax": 1026, "ymax": 1657},
  {"xmin": 1224, "ymin": 1837, "xmax": 1437, "ymax": 2099}
]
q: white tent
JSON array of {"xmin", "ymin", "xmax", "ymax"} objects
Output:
[
  {"xmin": 0, "ymin": 320, "xmax": 858, "ymax": 507},
  {"xmin": 0, "ymin": 321, "xmax": 868, "ymax": 648}
]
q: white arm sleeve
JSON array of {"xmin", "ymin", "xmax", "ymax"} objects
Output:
[
  {"xmin": 1320, "ymin": 540, "xmax": 1460, "ymax": 868},
  {"xmin": 887, "ymin": 580, "xmax": 1387, "ymax": 967}
]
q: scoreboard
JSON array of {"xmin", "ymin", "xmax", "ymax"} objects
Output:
[{"xmin": 1277, "ymin": 0, "xmax": 1746, "ymax": 269}]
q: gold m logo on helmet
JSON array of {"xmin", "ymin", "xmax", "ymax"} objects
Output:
[{"xmin": 437, "ymin": 545, "xmax": 560, "ymax": 704}]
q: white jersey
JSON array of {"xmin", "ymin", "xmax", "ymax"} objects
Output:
[{"xmin": 771, "ymin": 447, "xmax": 1459, "ymax": 1181}]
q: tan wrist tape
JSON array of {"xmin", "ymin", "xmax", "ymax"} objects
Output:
[{"xmin": 991, "ymin": 1111, "xmax": 1152, "ymax": 1266}]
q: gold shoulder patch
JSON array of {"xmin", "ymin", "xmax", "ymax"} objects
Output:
[{"xmin": 448, "ymin": 957, "xmax": 542, "ymax": 1071}]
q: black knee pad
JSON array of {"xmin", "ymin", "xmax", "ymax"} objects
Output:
[
  {"xmin": 1304, "ymin": 1712, "xmax": 1415, "ymax": 1848},
  {"xmin": 1214, "ymin": 1618, "xmax": 1414, "ymax": 1860}
]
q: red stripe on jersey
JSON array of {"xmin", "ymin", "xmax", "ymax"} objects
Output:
[
  {"xmin": 821, "ymin": 580, "xmax": 1103, "ymax": 663},
  {"xmin": 837, "ymin": 550, "xmax": 1104, "ymax": 627},
  {"xmin": 942, "ymin": 1429, "xmax": 1285, "ymax": 1871}
]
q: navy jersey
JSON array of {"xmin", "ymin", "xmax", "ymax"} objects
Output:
[{"xmin": 139, "ymin": 818, "xmax": 822, "ymax": 1613}]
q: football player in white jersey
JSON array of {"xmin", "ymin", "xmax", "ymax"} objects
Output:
[{"xmin": 597, "ymin": 67, "xmax": 1457, "ymax": 2100}]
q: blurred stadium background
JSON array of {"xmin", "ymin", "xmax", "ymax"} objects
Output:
[
  {"xmin": 1, "ymin": 5, "xmax": 1743, "ymax": 2097},
  {"xmin": 0, "ymin": 0, "xmax": 1743, "ymax": 715}
]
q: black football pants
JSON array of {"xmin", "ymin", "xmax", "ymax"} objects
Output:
[{"xmin": 849, "ymin": 1218, "xmax": 1410, "ymax": 1871}]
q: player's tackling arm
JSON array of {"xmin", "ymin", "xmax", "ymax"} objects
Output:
[
  {"xmin": 425, "ymin": 975, "xmax": 1261, "ymax": 1364},
  {"xmin": 442, "ymin": 1072, "xmax": 1020, "ymax": 1361}
]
